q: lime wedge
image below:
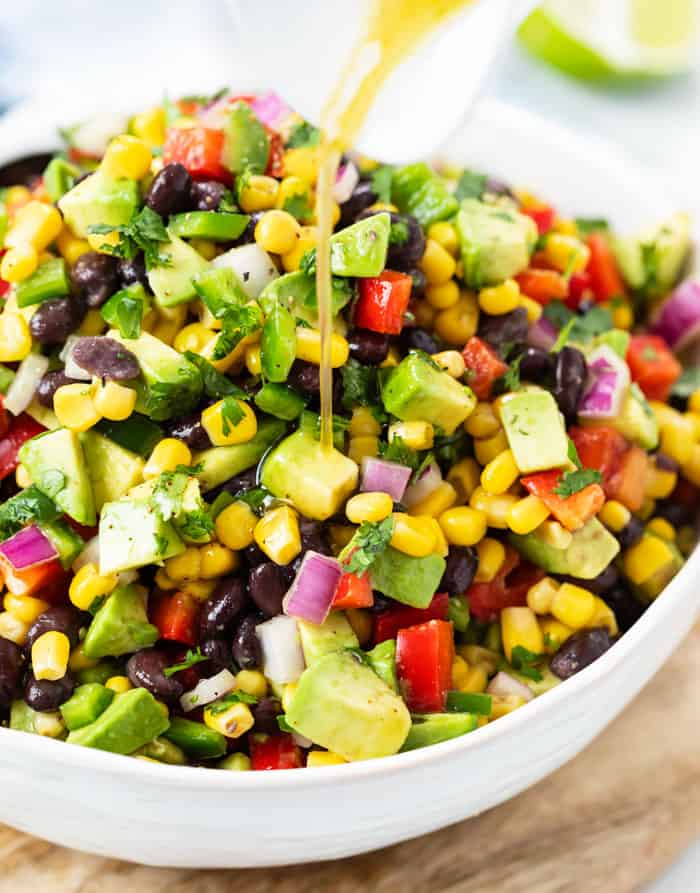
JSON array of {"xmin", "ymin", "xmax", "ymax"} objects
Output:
[{"xmin": 518, "ymin": 0, "xmax": 698, "ymax": 82}]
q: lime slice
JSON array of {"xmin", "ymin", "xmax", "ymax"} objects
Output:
[{"xmin": 518, "ymin": 0, "xmax": 698, "ymax": 82}]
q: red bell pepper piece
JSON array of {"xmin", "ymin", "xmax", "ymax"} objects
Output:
[
  {"xmin": 515, "ymin": 268, "xmax": 568, "ymax": 305},
  {"xmin": 569, "ymin": 426, "xmax": 627, "ymax": 491},
  {"xmin": 521, "ymin": 470, "xmax": 606, "ymax": 532},
  {"xmin": 585, "ymin": 233, "xmax": 625, "ymax": 303},
  {"xmin": 250, "ymin": 734, "xmax": 303, "ymax": 770},
  {"xmin": 396, "ymin": 619, "xmax": 454, "ymax": 713},
  {"xmin": 566, "ymin": 271, "xmax": 593, "ymax": 310},
  {"xmin": 607, "ymin": 446, "xmax": 648, "ymax": 512},
  {"xmin": 373, "ymin": 592, "xmax": 449, "ymax": 645},
  {"xmin": 265, "ymin": 128, "xmax": 284, "ymax": 178},
  {"xmin": 626, "ymin": 335, "xmax": 682, "ymax": 402},
  {"xmin": 0, "ymin": 556, "xmax": 65, "ymax": 597},
  {"xmin": 162, "ymin": 126, "xmax": 231, "ymax": 183},
  {"xmin": 467, "ymin": 548, "xmax": 544, "ymax": 621},
  {"xmin": 0, "ymin": 395, "xmax": 9, "ymax": 438},
  {"xmin": 354, "ymin": 271, "xmax": 413, "ymax": 335},
  {"xmin": 522, "ymin": 204, "xmax": 556, "ymax": 235},
  {"xmin": 0, "ymin": 275, "xmax": 10, "ymax": 300},
  {"xmin": 333, "ymin": 571, "xmax": 374, "ymax": 610},
  {"xmin": 150, "ymin": 591, "xmax": 200, "ymax": 646},
  {"xmin": 461, "ymin": 336, "xmax": 508, "ymax": 400},
  {"xmin": 0, "ymin": 413, "xmax": 46, "ymax": 481}
]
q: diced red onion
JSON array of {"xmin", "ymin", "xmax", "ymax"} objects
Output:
[
  {"xmin": 4, "ymin": 353, "xmax": 49, "ymax": 416},
  {"xmin": 487, "ymin": 671, "xmax": 534, "ymax": 702},
  {"xmin": 527, "ymin": 317, "xmax": 558, "ymax": 351},
  {"xmin": 578, "ymin": 345, "xmax": 629, "ymax": 420},
  {"xmin": 360, "ymin": 457, "xmax": 412, "ymax": 503},
  {"xmin": 250, "ymin": 91, "xmax": 291, "ymax": 130},
  {"xmin": 72, "ymin": 534, "xmax": 100, "ymax": 571},
  {"xmin": 0, "ymin": 524, "xmax": 58, "ymax": 570},
  {"xmin": 180, "ymin": 668, "xmax": 237, "ymax": 713},
  {"xmin": 212, "ymin": 244, "xmax": 279, "ymax": 299},
  {"xmin": 651, "ymin": 278, "xmax": 700, "ymax": 352},
  {"xmin": 283, "ymin": 551, "xmax": 343, "ymax": 625},
  {"xmin": 333, "ymin": 161, "xmax": 360, "ymax": 204},
  {"xmin": 256, "ymin": 615, "xmax": 305, "ymax": 684},
  {"xmin": 403, "ymin": 461, "xmax": 442, "ymax": 509}
]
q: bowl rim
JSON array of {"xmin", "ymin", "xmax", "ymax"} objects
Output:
[{"xmin": 0, "ymin": 94, "xmax": 696, "ymax": 790}]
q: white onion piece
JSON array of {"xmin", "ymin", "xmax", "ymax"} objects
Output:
[
  {"xmin": 403, "ymin": 461, "xmax": 442, "ymax": 509},
  {"xmin": 487, "ymin": 671, "xmax": 534, "ymax": 702},
  {"xmin": 69, "ymin": 113, "xmax": 130, "ymax": 158},
  {"xmin": 180, "ymin": 669, "xmax": 237, "ymax": 713},
  {"xmin": 256, "ymin": 615, "xmax": 305, "ymax": 684},
  {"xmin": 58, "ymin": 335, "xmax": 80, "ymax": 363},
  {"xmin": 72, "ymin": 535, "xmax": 100, "ymax": 572},
  {"xmin": 4, "ymin": 353, "xmax": 49, "ymax": 416},
  {"xmin": 333, "ymin": 161, "xmax": 360, "ymax": 204},
  {"xmin": 213, "ymin": 244, "xmax": 279, "ymax": 300}
]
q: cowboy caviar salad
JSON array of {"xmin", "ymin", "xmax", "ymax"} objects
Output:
[{"xmin": 0, "ymin": 88, "xmax": 697, "ymax": 770}]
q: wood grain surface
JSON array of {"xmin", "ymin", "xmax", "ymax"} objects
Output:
[{"xmin": 2, "ymin": 626, "xmax": 700, "ymax": 893}]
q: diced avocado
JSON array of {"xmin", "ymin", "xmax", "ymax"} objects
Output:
[
  {"xmin": 75, "ymin": 659, "xmax": 123, "ymax": 686},
  {"xmin": 381, "ymin": 352, "xmax": 476, "ymax": 436},
  {"xmin": 366, "ymin": 639, "xmax": 398, "ymax": 692},
  {"xmin": 258, "ymin": 271, "xmax": 353, "ymax": 322},
  {"xmin": 60, "ymin": 683, "xmax": 115, "ymax": 731},
  {"xmin": 0, "ymin": 364, "xmax": 15, "ymax": 395},
  {"xmin": 107, "ymin": 329, "xmax": 203, "ymax": 421},
  {"xmin": 83, "ymin": 583, "xmax": 159, "ymax": 659},
  {"xmin": 455, "ymin": 198, "xmax": 537, "ymax": 288},
  {"xmin": 173, "ymin": 477, "xmax": 213, "ymax": 544},
  {"xmin": 43, "ymin": 156, "xmax": 80, "ymax": 203},
  {"xmin": 100, "ymin": 283, "xmax": 152, "ymax": 335},
  {"xmin": 168, "ymin": 211, "xmax": 249, "ymax": 242},
  {"xmin": 261, "ymin": 430, "xmax": 358, "ymax": 521},
  {"xmin": 192, "ymin": 265, "xmax": 248, "ymax": 319},
  {"xmin": 612, "ymin": 384, "xmax": 659, "ymax": 450},
  {"xmin": 329, "ymin": 212, "xmax": 390, "ymax": 277},
  {"xmin": 163, "ymin": 716, "xmax": 227, "ymax": 759},
  {"xmin": 594, "ymin": 328, "xmax": 630, "ymax": 360},
  {"xmin": 99, "ymin": 497, "xmax": 184, "ymax": 575},
  {"xmin": 400, "ymin": 713, "xmax": 477, "ymax": 752},
  {"xmin": 10, "ymin": 700, "xmax": 65, "ymax": 738},
  {"xmin": 147, "ymin": 231, "xmax": 210, "ymax": 308},
  {"xmin": 614, "ymin": 213, "xmax": 691, "ymax": 297},
  {"xmin": 132, "ymin": 736, "xmax": 187, "ymax": 765},
  {"xmin": 509, "ymin": 518, "xmax": 620, "ymax": 579},
  {"xmin": 81, "ymin": 429, "xmax": 145, "ymax": 511},
  {"xmin": 286, "ymin": 651, "xmax": 411, "ymax": 761},
  {"xmin": 501, "ymin": 390, "xmax": 569, "ymax": 474},
  {"xmin": 194, "ymin": 417, "xmax": 286, "ymax": 492},
  {"xmin": 67, "ymin": 687, "xmax": 170, "ymax": 754},
  {"xmin": 58, "ymin": 169, "xmax": 140, "ymax": 239},
  {"xmin": 222, "ymin": 101, "xmax": 270, "ymax": 175},
  {"xmin": 96, "ymin": 414, "xmax": 163, "ymax": 457},
  {"xmin": 19, "ymin": 427, "xmax": 96, "ymax": 526},
  {"xmin": 370, "ymin": 546, "xmax": 446, "ymax": 609},
  {"xmin": 297, "ymin": 613, "xmax": 359, "ymax": 666},
  {"xmin": 391, "ymin": 162, "xmax": 459, "ymax": 227},
  {"xmin": 38, "ymin": 519, "xmax": 84, "ymax": 568}
]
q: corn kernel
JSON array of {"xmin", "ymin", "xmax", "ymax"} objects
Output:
[
  {"xmin": 174, "ymin": 322, "xmax": 216, "ymax": 355},
  {"xmin": 490, "ymin": 694, "xmax": 527, "ymax": 719},
  {"xmin": 201, "ymin": 398, "xmax": 258, "ymax": 447},
  {"xmin": 610, "ymin": 298, "xmax": 633, "ymax": 330},
  {"xmin": 425, "ymin": 280, "xmax": 460, "ymax": 309},
  {"xmin": 255, "ymin": 505, "xmax": 301, "ymax": 565},
  {"xmin": 215, "ymin": 501, "xmax": 258, "ymax": 551},
  {"xmin": 154, "ymin": 568, "xmax": 176, "ymax": 591},
  {"xmin": 245, "ymin": 344, "xmax": 262, "ymax": 376},
  {"xmin": 419, "ymin": 239, "xmax": 457, "ymax": 286},
  {"xmin": 438, "ymin": 505, "xmax": 487, "ymax": 547},
  {"xmin": 478, "ymin": 279, "xmax": 520, "ymax": 315},
  {"xmin": 544, "ymin": 233, "xmax": 590, "ymax": 274},
  {"xmin": 367, "ymin": 201, "xmax": 398, "ymax": 213},
  {"xmin": 130, "ymin": 106, "xmax": 166, "ymax": 148},
  {"xmin": 451, "ymin": 655, "xmax": 471, "ymax": 689},
  {"xmin": 93, "ymin": 380, "xmax": 137, "ymax": 421},
  {"xmin": 15, "ymin": 464, "xmax": 32, "ymax": 489},
  {"xmin": 459, "ymin": 664, "xmax": 489, "ymax": 693},
  {"xmin": 275, "ymin": 176, "xmax": 309, "ymax": 212},
  {"xmin": 427, "ymin": 517, "xmax": 449, "ymax": 557},
  {"xmin": 199, "ymin": 543, "xmax": 239, "ymax": 579},
  {"xmin": 623, "ymin": 532, "xmax": 674, "ymax": 585},
  {"xmin": 685, "ymin": 411, "xmax": 700, "ymax": 440},
  {"xmin": 239, "ymin": 175, "xmax": 280, "ymax": 213},
  {"xmin": 689, "ymin": 388, "xmax": 700, "ymax": 414},
  {"xmin": 464, "ymin": 402, "xmax": 501, "ymax": 439},
  {"xmin": 646, "ymin": 517, "xmax": 675, "ymax": 541},
  {"xmin": 181, "ymin": 579, "xmax": 217, "ymax": 601},
  {"xmin": 255, "ymin": 209, "xmax": 300, "ymax": 255},
  {"xmin": 519, "ymin": 295, "xmax": 542, "ymax": 324},
  {"xmin": 501, "ymin": 606, "xmax": 544, "ymax": 661},
  {"xmin": 537, "ymin": 520, "xmax": 573, "ymax": 550},
  {"xmin": 433, "ymin": 294, "xmax": 479, "ymax": 345},
  {"xmin": 34, "ymin": 712, "xmax": 66, "ymax": 738},
  {"xmin": 282, "ymin": 146, "xmax": 319, "ymax": 184},
  {"xmin": 32, "ymin": 630, "xmax": 70, "ymax": 681},
  {"xmin": 481, "ymin": 449, "xmax": 519, "ymax": 495},
  {"xmin": 554, "ymin": 218, "xmax": 578, "ymax": 236},
  {"xmin": 77, "ymin": 308, "xmax": 107, "ymax": 336},
  {"xmin": 143, "ymin": 438, "xmax": 192, "ymax": 478},
  {"xmin": 69, "ymin": 563, "xmax": 119, "ymax": 611},
  {"xmin": 164, "ymin": 547, "xmax": 202, "ymax": 582},
  {"xmin": 346, "ymin": 608, "xmax": 373, "ymax": 645},
  {"xmin": 507, "ymin": 494, "xmax": 551, "ymax": 535},
  {"xmin": 349, "ymin": 406, "xmax": 381, "ymax": 438},
  {"xmin": 526, "ymin": 577, "xmax": 560, "ymax": 615},
  {"xmin": 469, "ymin": 486, "xmax": 517, "ymax": 529},
  {"xmin": 348, "ymin": 435, "xmax": 379, "ymax": 464},
  {"xmin": 644, "ymin": 466, "xmax": 677, "ymax": 500},
  {"xmin": 388, "ymin": 420, "xmax": 434, "ymax": 450},
  {"xmin": 3, "ymin": 593, "xmax": 49, "ymax": 625},
  {"xmin": 677, "ymin": 525, "xmax": 696, "ymax": 556},
  {"xmin": 106, "ymin": 675, "xmax": 133, "ymax": 694},
  {"xmin": 550, "ymin": 583, "xmax": 596, "ymax": 629},
  {"xmin": 204, "ymin": 700, "xmax": 255, "ymax": 738},
  {"xmin": 474, "ymin": 429, "xmax": 509, "ymax": 466},
  {"xmin": 346, "ymin": 491, "xmax": 394, "ymax": 524},
  {"xmin": 427, "ymin": 221, "xmax": 459, "ymax": 257},
  {"xmin": 459, "ymin": 644, "xmax": 500, "ymax": 675},
  {"xmin": 5, "ymin": 185, "xmax": 31, "ymax": 207},
  {"xmin": 682, "ymin": 444, "xmax": 700, "ymax": 487},
  {"xmin": 540, "ymin": 617, "xmax": 574, "ymax": 653},
  {"xmin": 0, "ymin": 243, "xmax": 38, "ymax": 283},
  {"xmin": 446, "ymin": 457, "xmax": 481, "ymax": 503},
  {"xmin": 408, "ymin": 481, "xmax": 458, "ymax": 518},
  {"xmin": 53, "ymin": 382, "xmax": 101, "ymax": 432},
  {"xmin": 235, "ymin": 669, "xmax": 268, "ymax": 699},
  {"xmin": 660, "ymin": 416, "xmax": 695, "ymax": 466},
  {"xmin": 55, "ymin": 228, "xmax": 90, "ymax": 266},
  {"xmin": 637, "ymin": 498, "xmax": 656, "ymax": 521},
  {"xmin": 102, "ymin": 135, "xmax": 152, "ymax": 180},
  {"xmin": 0, "ymin": 611, "xmax": 29, "ymax": 645},
  {"xmin": 5, "ymin": 201, "xmax": 63, "ymax": 251},
  {"xmin": 380, "ymin": 346, "xmax": 401, "ymax": 368},
  {"xmin": 294, "ymin": 326, "xmax": 349, "ymax": 367},
  {"xmin": 473, "ymin": 537, "xmax": 506, "ymax": 583},
  {"xmin": 281, "ymin": 225, "xmax": 317, "ymax": 272},
  {"xmin": 431, "ymin": 350, "xmax": 465, "ymax": 378},
  {"xmin": 588, "ymin": 596, "xmax": 618, "ymax": 636},
  {"xmin": 390, "ymin": 513, "xmax": 436, "ymax": 557},
  {"xmin": 307, "ymin": 750, "xmax": 347, "ymax": 768}
]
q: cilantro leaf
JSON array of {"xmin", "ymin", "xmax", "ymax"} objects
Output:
[
  {"xmin": 234, "ymin": 487, "xmax": 271, "ymax": 514},
  {"xmin": 212, "ymin": 303, "xmax": 263, "ymax": 360},
  {"xmin": 553, "ymin": 468, "xmax": 602, "ymax": 498},
  {"xmin": 220, "ymin": 396, "xmax": 246, "ymax": 436},
  {"xmin": 151, "ymin": 470, "xmax": 190, "ymax": 522},
  {"xmin": 543, "ymin": 301, "xmax": 613, "ymax": 344},
  {"xmin": 88, "ymin": 207, "xmax": 170, "ymax": 269},
  {"xmin": 282, "ymin": 192, "xmax": 312, "ymax": 221},
  {"xmin": 163, "ymin": 647, "xmax": 209, "ymax": 678},
  {"xmin": 671, "ymin": 367, "xmax": 700, "ymax": 399},
  {"xmin": 454, "ymin": 169, "xmax": 486, "ymax": 201},
  {"xmin": 287, "ymin": 121, "xmax": 320, "ymax": 148},
  {"xmin": 340, "ymin": 358, "xmax": 381, "ymax": 412},
  {"xmin": 101, "ymin": 286, "xmax": 145, "ymax": 339},
  {"xmin": 299, "ymin": 411, "xmax": 349, "ymax": 450},
  {"xmin": 178, "ymin": 509, "xmax": 215, "ymax": 541},
  {"xmin": 370, "ymin": 165, "xmax": 393, "ymax": 204},
  {"xmin": 183, "ymin": 352, "xmax": 248, "ymax": 400},
  {"xmin": 499, "ymin": 354, "xmax": 522, "ymax": 392},
  {"xmin": 550, "ymin": 318, "xmax": 575, "ymax": 353},
  {"xmin": 341, "ymin": 517, "xmax": 395, "ymax": 575},
  {"xmin": 510, "ymin": 645, "xmax": 544, "ymax": 682},
  {"xmin": 277, "ymin": 714, "xmax": 294, "ymax": 733},
  {"xmin": 567, "ymin": 437, "xmax": 583, "ymax": 470},
  {"xmin": 0, "ymin": 486, "xmax": 61, "ymax": 541},
  {"xmin": 389, "ymin": 220, "xmax": 409, "ymax": 245},
  {"xmin": 207, "ymin": 690, "xmax": 259, "ymax": 715},
  {"xmin": 380, "ymin": 435, "xmax": 419, "ymax": 469},
  {"xmin": 543, "ymin": 300, "xmax": 574, "ymax": 330}
]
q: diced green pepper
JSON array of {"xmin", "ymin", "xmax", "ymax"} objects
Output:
[
  {"xmin": 391, "ymin": 162, "xmax": 458, "ymax": 227},
  {"xmin": 16, "ymin": 258, "xmax": 70, "ymax": 307},
  {"xmin": 168, "ymin": 211, "xmax": 250, "ymax": 241},
  {"xmin": 163, "ymin": 716, "xmax": 227, "ymax": 759},
  {"xmin": 446, "ymin": 690, "xmax": 492, "ymax": 715},
  {"xmin": 254, "ymin": 382, "xmax": 306, "ymax": 420},
  {"xmin": 261, "ymin": 303, "xmax": 297, "ymax": 382},
  {"xmin": 43, "ymin": 157, "xmax": 81, "ymax": 203}
]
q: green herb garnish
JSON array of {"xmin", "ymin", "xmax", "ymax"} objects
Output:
[
  {"xmin": 342, "ymin": 517, "xmax": 395, "ymax": 575},
  {"xmin": 510, "ymin": 645, "xmax": 544, "ymax": 682},
  {"xmin": 163, "ymin": 648, "xmax": 209, "ymax": 677},
  {"xmin": 87, "ymin": 207, "xmax": 170, "ymax": 268}
]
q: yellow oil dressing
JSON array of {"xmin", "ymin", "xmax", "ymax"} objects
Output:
[{"xmin": 315, "ymin": 0, "xmax": 476, "ymax": 449}]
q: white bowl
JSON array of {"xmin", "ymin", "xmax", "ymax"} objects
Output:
[{"xmin": 0, "ymin": 96, "xmax": 697, "ymax": 868}]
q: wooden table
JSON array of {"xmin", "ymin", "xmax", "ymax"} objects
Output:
[{"xmin": 2, "ymin": 626, "xmax": 700, "ymax": 893}]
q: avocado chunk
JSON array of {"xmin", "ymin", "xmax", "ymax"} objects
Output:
[
  {"xmin": 19, "ymin": 427, "xmax": 96, "ymax": 526},
  {"xmin": 172, "ymin": 476, "xmax": 213, "ymax": 544},
  {"xmin": 297, "ymin": 613, "xmax": 359, "ymax": 666},
  {"xmin": 329, "ymin": 212, "xmax": 390, "ymax": 277},
  {"xmin": 366, "ymin": 639, "xmax": 398, "ymax": 692},
  {"xmin": 261, "ymin": 430, "xmax": 359, "ymax": 520},
  {"xmin": 381, "ymin": 352, "xmax": 476, "ymax": 436},
  {"xmin": 58, "ymin": 168, "xmax": 140, "ymax": 239},
  {"xmin": 83, "ymin": 583, "xmax": 159, "ymax": 659},
  {"xmin": 163, "ymin": 716, "xmax": 227, "ymax": 759},
  {"xmin": 38, "ymin": 519, "xmax": 84, "ymax": 568},
  {"xmin": 10, "ymin": 700, "xmax": 65, "ymax": 738},
  {"xmin": 258, "ymin": 270, "xmax": 353, "ymax": 321},
  {"xmin": 370, "ymin": 546, "xmax": 446, "ymax": 609},
  {"xmin": 81, "ymin": 429, "xmax": 145, "ymax": 511},
  {"xmin": 285, "ymin": 651, "xmax": 411, "ymax": 761},
  {"xmin": 501, "ymin": 390, "xmax": 569, "ymax": 474},
  {"xmin": 96, "ymin": 414, "xmax": 163, "ymax": 457},
  {"xmin": 391, "ymin": 162, "xmax": 459, "ymax": 227},
  {"xmin": 99, "ymin": 497, "xmax": 184, "ymax": 575},
  {"xmin": 614, "ymin": 212, "xmax": 691, "ymax": 298},
  {"xmin": 75, "ymin": 659, "xmax": 123, "ymax": 686},
  {"xmin": 107, "ymin": 329, "xmax": 203, "ymax": 421},
  {"xmin": 611, "ymin": 384, "xmax": 659, "ymax": 450},
  {"xmin": 67, "ymin": 687, "xmax": 170, "ymax": 754},
  {"xmin": 222, "ymin": 101, "xmax": 270, "ymax": 175},
  {"xmin": 60, "ymin": 683, "xmax": 115, "ymax": 731},
  {"xmin": 147, "ymin": 231, "xmax": 210, "ymax": 308},
  {"xmin": 400, "ymin": 713, "xmax": 477, "ymax": 752},
  {"xmin": 194, "ymin": 417, "xmax": 286, "ymax": 492},
  {"xmin": 510, "ymin": 518, "xmax": 620, "ymax": 580},
  {"xmin": 455, "ymin": 198, "xmax": 537, "ymax": 288},
  {"xmin": 132, "ymin": 736, "xmax": 187, "ymax": 765}
]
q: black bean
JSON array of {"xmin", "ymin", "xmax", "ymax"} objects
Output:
[
  {"xmin": 654, "ymin": 452, "xmax": 679, "ymax": 474},
  {"xmin": 408, "ymin": 268, "xmax": 427, "ymax": 299},
  {"xmin": 601, "ymin": 585, "xmax": 645, "ymax": 633},
  {"xmin": 24, "ymin": 672, "xmax": 74, "ymax": 711},
  {"xmin": 145, "ymin": 163, "xmax": 193, "ymax": 217},
  {"xmin": 400, "ymin": 326, "xmax": 439, "ymax": 355},
  {"xmin": 200, "ymin": 638, "xmax": 232, "ymax": 672},
  {"xmin": 244, "ymin": 542, "xmax": 268, "ymax": 568},
  {"xmin": 370, "ymin": 594, "xmax": 393, "ymax": 614},
  {"xmin": 26, "ymin": 606, "xmax": 82, "ymax": 650},
  {"xmin": 71, "ymin": 336, "xmax": 140, "ymax": 381},
  {"xmin": 616, "ymin": 516, "xmax": 645, "ymax": 550},
  {"xmin": 190, "ymin": 180, "xmax": 226, "ymax": 212},
  {"xmin": 0, "ymin": 638, "xmax": 24, "ymax": 709},
  {"xmin": 232, "ymin": 614, "xmax": 262, "ymax": 669},
  {"xmin": 278, "ymin": 563, "xmax": 298, "ymax": 588},
  {"xmin": 361, "ymin": 211, "xmax": 424, "ymax": 271},
  {"xmin": 550, "ymin": 627, "xmax": 613, "ymax": 680},
  {"xmin": 553, "ymin": 346, "xmax": 587, "ymax": 418},
  {"xmin": 440, "ymin": 547, "xmax": 478, "ymax": 596},
  {"xmin": 70, "ymin": 252, "xmax": 120, "ymax": 309},
  {"xmin": 248, "ymin": 562, "xmax": 286, "ymax": 618},
  {"xmin": 233, "ymin": 211, "xmax": 264, "ymax": 246},
  {"xmin": 30, "ymin": 297, "xmax": 84, "ymax": 345},
  {"xmin": 288, "ymin": 360, "xmax": 320, "ymax": 395},
  {"xmin": 347, "ymin": 328, "xmax": 390, "ymax": 365},
  {"xmin": 477, "ymin": 307, "xmax": 528, "ymax": 350},
  {"xmin": 339, "ymin": 181, "xmax": 377, "ymax": 228},
  {"xmin": 199, "ymin": 576, "xmax": 247, "ymax": 640},
  {"xmin": 118, "ymin": 254, "xmax": 148, "ymax": 289},
  {"xmin": 0, "ymin": 476, "xmax": 20, "ymax": 503},
  {"xmin": 222, "ymin": 468, "xmax": 258, "ymax": 496},
  {"xmin": 36, "ymin": 370, "xmax": 81, "ymax": 407},
  {"xmin": 518, "ymin": 346, "xmax": 553, "ymax": 383},
  {"xmin": 555, "ymin": 564, "xmax": 620, "ymax": 595},
  {"xmin": 126, "ymin": 648, "xmax": 183, "ymax": 704},
  {"xmin": 164, "ymin": 412, "xmax": 212, "ymax": 451},
  {"xmin": 299, "ymin": 518, "xmax": 330, "ymax": 555},
  {"xmin": 252, "ymin": 696, "xmax": 282, "ymax": 734},
  {"xmin": 654, "ymin": 501, "xmax": 691, "ymax": 528}
]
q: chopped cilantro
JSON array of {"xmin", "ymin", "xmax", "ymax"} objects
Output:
[
  {"xmin": 574, "ymin": 217, "xmax": 609, "ymax": 236},
  {"xmin": 183, "ymin": 352, "xmax": 248, "ymax": 400},
  {"xmin": 277, "ymin": 714, "xmax": 294, "ymax": 733},
  {"xmin": 87, "ymin": 207, "xmax": 170, "ymax": 268},
  {"xmin": 499, "ymin": 354, "xmax": 522, "ymax": 392},
  {"xmin": 299, "ymin": 248, "xmax": 316, "ymax": 277},
  {"xmin": 553, "ymin": 467, "xmax": 602, "ymax": 498},
  {"xmin": 671, "ymin": 367, "xmax": 700, "ymax": 399},
  {"xmin": 550, "ymin": 318, "xmax": 575, "ymax": 353},
  {"xmin": 212, "ymin": 303, "xmax": 263, "ymax": 360},
  {"xmin": 100, "ymin": 288, "xmax": 144, "ymax": 339},
  {"xmin": 235, "ymin": 487, "xmax": 271, "ymax": 514},
  {"xmin": 380, "ymin": 435, "xmax": 419, "ymax": 469},
  {"xmin": 163, "ymin": 648, "xmax": 209, "ymax": 678},
  {"xmin": 543, "ymin": 300, "xmax": 573, "ymax": 330},
  {"xmin": 389, "ymin": 220, "xmax": 409, "ymax": 245},
  {"xmin": 282, "ymin": 191, "xmax": 312, "ymax": 221},
  {"xmin": 510, "ymin": 645, "xmax": 544, "ymax": 682},
  {"xmin": 218, "ymin": 189, "xmax": 239, "ymax": 213},
  {"xmin": 341, "ymin": 517, "xmax": 394, "ymax": 575},
  {"xmin": 454, "ymin": 169, "xmax": 486, "ymax": 201},
  {"xmin": 287, "ymin": 121, "xmax": 321, "ymax": 148},
  {"xmin": 543, "ymin": 301, "xmax": 613, "ymax": 345},
  {"xmin": 220, "ymin": 396, "xmax": 246, "ymax": 436},
  {"xmin": 340, "ymin": 358, "xmax": 381, "ymax": 412},
  {"xmin": 151, "ymin": 470, "xmax": 190, "ymax": 522},
  {"xmin": 154, "ymin": 533, "xmax": 170, "ymax": 557},
  {"xmin": 207, "ymin": 690, "xmax": 258, "ymax": 715},
  {"xmin": 567, "ymin": 437, "xmax": 583, "ymax": 470},
  {"xmin": 370, "ymin": 165, "xmax": 393, "ymax": 204},
  {"xmin": 0, "ymin": 486, "xmax": 61, "ymax": 541},
  {"xmin": 178, "ymin": 509, "xmax": 214, "ymax": 541},
  {"xmin": 299, "ymin": 411, "xmax": 349, "ymax": 450}
]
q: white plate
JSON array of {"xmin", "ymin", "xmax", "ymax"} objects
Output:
[{"xmin": 0, "ymin": 96, "xmax": 697, "ymax": 868}]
